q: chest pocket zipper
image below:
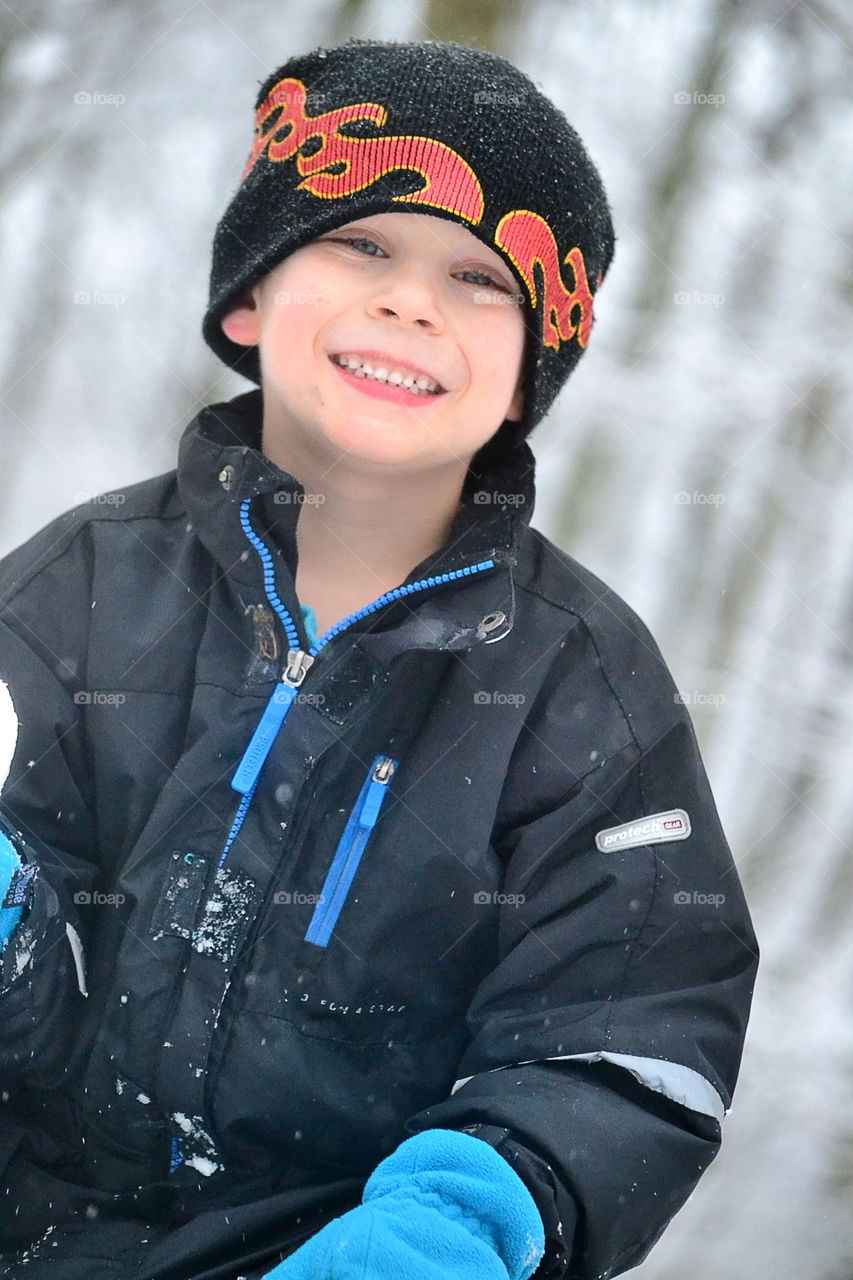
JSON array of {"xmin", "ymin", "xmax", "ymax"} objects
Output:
[{"xmin": 304, "ymin": 754, "xmax": 398, "ymax": 948}]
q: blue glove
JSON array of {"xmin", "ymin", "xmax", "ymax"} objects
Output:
[
  {"xmin": 0, "ymin": 829, "xmax": 24, "ymax": 951},
  {"xmin": 263, "ymin": 1128, "xmax": 545, "ymax": 1280}
]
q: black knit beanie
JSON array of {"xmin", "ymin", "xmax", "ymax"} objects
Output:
[{"xmin": 202, "ymin": 38, "xmax": 615, "ymax": 438}]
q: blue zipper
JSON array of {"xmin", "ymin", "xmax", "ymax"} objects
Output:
[
  {"xmin": 304, "ymin": 755, "xmax": 397, "ymax": 947},
  {"xmin": 230, "ymin": 659, "xmax": 313, "ymax": 796},
  {"xmin": 218, "ymin": 497, "xmax": 497, "ymax": 868}
]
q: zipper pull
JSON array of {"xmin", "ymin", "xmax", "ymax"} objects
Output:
[
  {"xmin": 360, "ymin": 756, "xmax": 396, "ymax": 827},
  {"xmin": 231, "ymin": 649, "xmax": 315, "ymax": 795},
  {"xmin": 282, "ymin": 649, "xmax": 314, "ymax": 685},
  {"xmin": 372, "ymin": 756, "xmax": 396, "ymax": 784}
]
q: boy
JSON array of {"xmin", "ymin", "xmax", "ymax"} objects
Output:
[{"xmin": 0, "ymin": 38, "xmax": 758, "ymax": 1280}]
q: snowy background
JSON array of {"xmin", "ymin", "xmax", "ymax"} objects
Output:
[{"xmin": 1, "ymin": 1, "xmax": 851, "ymax": 1276}]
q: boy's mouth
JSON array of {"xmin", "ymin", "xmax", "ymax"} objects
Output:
[{"xmin": 329, "ymin": 352, "xmax": 445, "ymax": 396}]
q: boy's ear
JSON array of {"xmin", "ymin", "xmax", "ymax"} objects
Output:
[{"xmin": 220, "ymin": 288, "xmax": 262, "ymax": 348}]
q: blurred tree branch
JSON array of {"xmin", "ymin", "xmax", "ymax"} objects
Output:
[
  {"xmin": 626, "ymin": 0, "xmax": 749, "ymax": 359},
  {"xmin": 423, "ymin": 0, "xmax": 525, "ymax": 50}
]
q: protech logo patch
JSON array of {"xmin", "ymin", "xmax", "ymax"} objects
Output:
[{"xmin": 595, "ymin": 809, "xmax": 691, "ymax": 853}]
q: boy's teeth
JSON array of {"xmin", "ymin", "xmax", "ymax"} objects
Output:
[{"xmin": 334, "ymin": 354, "xmax": 439, "ymax": 393}]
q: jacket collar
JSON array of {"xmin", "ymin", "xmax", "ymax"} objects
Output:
[{"xmin": 177, "ymin": 389, "xmax": 537, "ymax": 653}]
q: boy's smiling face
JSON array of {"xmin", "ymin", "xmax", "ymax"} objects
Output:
[{"xmin": 220, "ymin": 211, "xmax": 527, "ymax": 481}]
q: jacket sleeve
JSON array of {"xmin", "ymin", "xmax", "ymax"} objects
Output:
[
  {"xmin": 0, "ymin": 528, "xmax": 101, "ymax": 1088},
  {"xmin": 403, "ymin": 604, "xmax": 760, "ymax": 1280}
]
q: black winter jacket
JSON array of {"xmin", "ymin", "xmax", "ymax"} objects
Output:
[{"xmin": 0, "ymin": 389, "xmax": 758, "ymax": 1280}]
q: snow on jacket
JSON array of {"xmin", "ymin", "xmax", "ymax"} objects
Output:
[{"xmin": 0, "ymin": 388, "xmax": 758, "ymax": 1280}]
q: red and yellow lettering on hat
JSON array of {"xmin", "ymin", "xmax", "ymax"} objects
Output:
[{"xmin": 243, "ymin": 76, "xmax": 595, "ymax": 352}]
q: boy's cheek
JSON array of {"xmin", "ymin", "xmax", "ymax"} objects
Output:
[
  {"xmin": 476, "ymin": 342, "xmax": 525, "ymax": 403},
  {"xmin": 267, "ymin": 278, "xmax": 331, "ymax": 318}
]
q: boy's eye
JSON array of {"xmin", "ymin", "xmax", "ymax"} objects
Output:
[
  {"xmin": 456, "ymin": 269, "xmax": 513, "ymax": 293},
  {"xmin": 321, "ymin": 236, "xmax": 516, "ymax": 295},
  {"xmin": 325, "ymin": 235, "xmax": 386, "ymax": 256}
]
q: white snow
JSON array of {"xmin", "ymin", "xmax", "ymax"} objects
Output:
[
  {"xmin": 0, "ymin": 682, "xmax": 18, "ymax": 793},
  {"xmin": 171, "ymin": 1111, "xmax": 223, "ymax": 1176},
  {"xmin": 9, "ymin": 927, "xmax": 36, "ymax": 981},
  {"xmin": 192, "ymin": 869, "xmax": 255, "ymax": 962}
]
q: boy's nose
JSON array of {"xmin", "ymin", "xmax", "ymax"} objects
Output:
[{"xmin": 366, "ymin": 272, "xmax": 445, "ymax": 332}]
